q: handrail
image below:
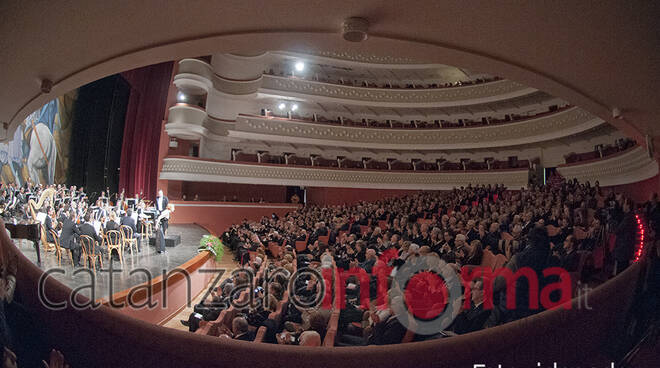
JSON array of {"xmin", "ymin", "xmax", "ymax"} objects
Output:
[
  {"xmin": 238, "ymin": 105, "xmax": 572, "ymax": 132},
  {"xmin": 164, "ymin": 155, "xmax": 530, "ymax": 174},
  {"xmin": 558, "ymin": 145, "xmax": 638, "ymax": 167}
]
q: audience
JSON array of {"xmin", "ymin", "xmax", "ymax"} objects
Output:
[{"xmin": 215, "ymin": 177, "xmax": 641, "ymax": 345}]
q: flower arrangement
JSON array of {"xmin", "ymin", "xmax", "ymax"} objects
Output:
[{"xmin": 198, "ymin": 234, "xmax": 224, "ymax": 262}]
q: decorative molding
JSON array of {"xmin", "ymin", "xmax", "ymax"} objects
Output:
[
  {"xmin": 557, "ymin": 146, "xmax": 658, "ymax": 186},
  {"xmin": 160, "ymin": 158, "xmax": 529, "ymax": 190},
  {"xmin": 308, "ymin": 51, "xmax": 418, "ymax": 64},
  {"xmin": 166, "ymin": 104, "xmax": 235, "ymax": 141},
  {"xmin": 260, "ymin": 75, "xmax": 535, "ymax": 107},
  {"xmin": 229, "ymin": 107, "xmax": 604, "ymax": 150},
  {"xmin": 175, "ymin": 59, "xmax": 262, "ymax": 95}
]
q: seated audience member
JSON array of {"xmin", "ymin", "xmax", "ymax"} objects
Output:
[
  {"xmin": 461, "ymin": 240, "xmax": 484, "ymax": 266},
  {"xmin": 557, "ymin": 235, "xmax": 580, "ymax": 273},
  {"xmin": 232, "ymin": 316, "xmax": 255, "ymax": 341},
  {"xmin": 451, "ymin": 280, "xmax": 489, "ymax": 334},
  {"xmin": 299, "ymin": 331, "xmax": 322, "ymax": 347}
]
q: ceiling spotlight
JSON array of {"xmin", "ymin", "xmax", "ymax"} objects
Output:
[
  {"xmin": 177, "ymin": 92, "xmax": 186, "ymax": 102},
  {"xmin": 291, "ymin": 104, "xmax": 299, "ymax": 111},
  {"xmin": 278, "ymin": 103, "xmax": 286, "ymax": 110},
  {"xmin": 294, "ymin": 61, "xmax": 305, "ymax": 72}
]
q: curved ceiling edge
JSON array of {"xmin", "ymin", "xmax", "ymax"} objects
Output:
[{"xmin": 3, "ymin": 31, "xmax": 634, "ymax": 145}]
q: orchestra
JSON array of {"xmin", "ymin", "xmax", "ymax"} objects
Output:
[{"xmin": 0, "ymin": 181, "xmax": 165, "ymax": 266}]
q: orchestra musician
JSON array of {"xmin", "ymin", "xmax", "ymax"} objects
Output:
[
  {"xmin": 120, "ymin": 209, "xmax": 141, "ymax": 252},
  {"xmin": 79, "ymin": 213, "xmax": 106, "ymax": 259},
  {"xmin": 44, "ymin": 207, "xmax": 57, "ymax": 243},
  {"xmin": 59, "ymin": 210, "xmax": 82, "ymax": 267}
]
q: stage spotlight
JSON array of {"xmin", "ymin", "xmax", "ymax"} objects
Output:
[
  {"xmin": 294, "ymin": 61, "xmax": 305, "ymax": 72},
  {"xmin": 177, "ymin": 92, "xmax": 186, "ymax": 102},
  {"xmin": 278, "ymin": 103, "xmax": 286, "ymax": 110},
  {"xmin": 291, "ymin": 104, "xmax": 299, "ymax": 111}
]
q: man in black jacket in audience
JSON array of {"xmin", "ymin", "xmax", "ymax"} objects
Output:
[{"xmin": 451, "ymin": 280, "xmax": 489, "ymax": 334}]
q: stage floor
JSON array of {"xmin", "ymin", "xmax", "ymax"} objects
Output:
[{"xmin": 16, "ymin": 224, "xmax": 210, "ymax": 300}]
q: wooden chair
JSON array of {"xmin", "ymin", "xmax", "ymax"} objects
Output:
[
  {"xmin": 39, "ymin": 224, "xmax": 55, "ymax": 252},
  {"xmin": 120, "ymin": 225, "xmax": 138, "ymax": 255},
  {"xmin": 140, "ymin": 221, "xmax": 153, "ymax": 240},
  {"xmin": 79, "ymin": 235, "xmax": 103, "ymax": 271},
  {"xmin": 105, "ymin": 230, "xmax": 123, "ymax": 265},
  {"xmin": 49, "ymin": 229, "xmax": 73, "ymax": 267}
]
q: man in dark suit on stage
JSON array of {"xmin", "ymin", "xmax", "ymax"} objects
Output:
[
  {"xmin": 60, "ymin": 211, "xmax": 81, "ymax": 266},
  {"xmin": 155, "ymin": 189, "xmax": 169, "ymax": 214}
]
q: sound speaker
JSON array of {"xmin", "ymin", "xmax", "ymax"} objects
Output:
[{"xmin": 148, "ymin": 234, "xmax": 182, "ymax": 247}]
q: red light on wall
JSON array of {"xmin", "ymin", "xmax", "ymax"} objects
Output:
[{"xmin": 634, "ymin": 214, "xmax": 645, "ymax": 262}]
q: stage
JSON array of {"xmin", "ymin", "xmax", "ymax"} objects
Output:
[{"xmin": 16, "ymin": 224, "xmax": 211, "ymax": 300}]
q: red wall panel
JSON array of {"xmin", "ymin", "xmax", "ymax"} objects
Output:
[
  {"xmin": 169, "ymin": 201, "xmax": 299, "ymax": 235},
  {"xmin": 305, "ymin": 187, "xmax": 419, "ymax": 206},
  {"xmin": 168, "ymin": 181, "xmax": 288, "ymax": 203},
  {"xmin": 603, "ymin": 174, "xmax": 659, "ymax": 203}
]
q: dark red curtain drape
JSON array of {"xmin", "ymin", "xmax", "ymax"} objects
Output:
[{"xmin": 118, "ymin": 62, "xmax": 174, "ymax": 200}]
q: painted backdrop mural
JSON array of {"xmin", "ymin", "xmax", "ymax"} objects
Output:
[{"xmin": 0, "ymin": 91, "xmax": 76, "ymax": 186}]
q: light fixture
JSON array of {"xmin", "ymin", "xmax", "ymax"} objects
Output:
[
  {"xmin": 177, "ymin": 92, "xmax": 186, "ymax": 102},
  {"xmin": 294, "ymin": 61, "xmax": 305, "ymax": 72},
  {"xmin": 342, "ymin": 17, "xmax": 369, "ymax": 42},
  {"xmin": 291, "ymin": 104, "xmax": 299, "ymax": 111},
  {"xmin": 278, "ymin": 103, "xmax": 286, "ymax": 110}
]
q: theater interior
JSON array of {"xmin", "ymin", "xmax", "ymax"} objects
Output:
[{"xmin": 0, "ymin": 2, "xmax": 659, "ymax": 367}]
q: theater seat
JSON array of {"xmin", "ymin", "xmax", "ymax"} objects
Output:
[
  {"xmin": 295, "ymin": 241, "xmax": 307, "ymax": 252},
  {"xmin": 480, "ymin": 250, "xmax": 496, "ymax": 270},
  {"xmin": 493, "ymin": 254, "xmax": 508, "ymax": 270}
]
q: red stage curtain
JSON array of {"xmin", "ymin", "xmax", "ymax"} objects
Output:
[{"xmin": 118, "ymin": 62, "xmax": 174, "ymax": 200}]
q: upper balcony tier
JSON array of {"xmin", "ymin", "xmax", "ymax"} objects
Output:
[
  {"xmin": 227, "ymin": 107, "xmax": 603, "ymax": 150},
  {"xmin": 175, "ymin": 58, "xmax": 537, "ymax": 108}
]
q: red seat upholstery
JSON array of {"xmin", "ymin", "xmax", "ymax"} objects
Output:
[
  {"xmin": 480, "ymin": 250, "xmax": 496, "ymax": 270},
  {"xmin": 295, "ymin": 241, "xmax": 307, "ymax": 252}
]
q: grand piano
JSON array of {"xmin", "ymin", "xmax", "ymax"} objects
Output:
[{"xmin": 5, "ymin": 221, "xmax": 42, "ymax": 265}]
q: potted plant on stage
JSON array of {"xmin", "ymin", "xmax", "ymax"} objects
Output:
[{"xmin": 198, "ymin": 234, "xmax": 224, "ymax": 262}]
